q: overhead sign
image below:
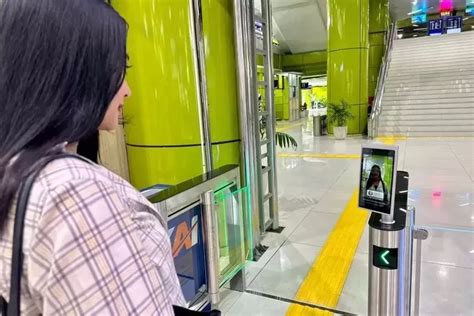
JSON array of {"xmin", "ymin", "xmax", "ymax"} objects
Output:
[
  {"xmin": 444, "ymin": 16, "xmax": 462, "ymax": 34},
  {"xmin": 428, "ymin": 19, "xmax": 443, "ymax": 36},
  {"xmin": 373, "ymin": 246, "xmax": 398, "ymax": 270}
]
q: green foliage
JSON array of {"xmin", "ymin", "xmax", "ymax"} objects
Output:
[
  {"xmin": 275, "ymin": 131, "xmax": 298, "ymax": 150},
  {"xmin": 258, "ymin": 95, "xmax": 298, "ymax": 150},
  {"xmin": 327, "ymin": 100, "xmax": 354, "ymax": 127},
  {"xmin": 259, "ymin": 115, "xmax": 298, "ymax": 150}
]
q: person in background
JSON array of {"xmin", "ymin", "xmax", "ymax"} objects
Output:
[{"xmin": 0, "ymin": 0, "xmax": 184, "ymax": 314}]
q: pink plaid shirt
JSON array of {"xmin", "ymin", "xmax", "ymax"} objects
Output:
[{"xmin": 0, "ymin": 157, "xmax": 185, "ymax": 315}]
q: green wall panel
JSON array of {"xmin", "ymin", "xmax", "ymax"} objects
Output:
[
  {"xmin": 369, "ymin": 44, "xmax": 384, "ymax": 68},
  {"xmin": 369, "ymin": 0, "xmax": 389, "ymax": 32},
  {"xmin": 282, "ymin": 51, "xmax": 327, "ymax": 76},
  {"xmin": 282, "ymin": 76, "xmax": 290, "ymax": 120},
  {"xmin": 212, "ymin": 142, "xmax": 240, "ymax": 167},
  {"xmin": 274, "ymin": 54, "xmax": 283, "ymax": 70},
  {"xmin": 275, "ymin": 89, "xmax": 284, "ymax": 120},
  {"xmin": 368, "ymin": 0, "xmax": 389, "ymax": 98},
  {"xmin": 127, "ymin": 147, "xmax": 204, "ymax": 189},
  {"xmin": 369, "ymin": 32, "xmax": 385, "ymax": 46}
]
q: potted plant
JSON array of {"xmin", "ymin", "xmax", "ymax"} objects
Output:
[{"xmin": 327, "ymin": 100, "xmax": 354, "ymax": 140}]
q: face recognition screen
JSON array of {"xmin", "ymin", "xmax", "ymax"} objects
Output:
[{"xmin": 359, "ymin": 146, "xmax": 398, "ymax": 215}]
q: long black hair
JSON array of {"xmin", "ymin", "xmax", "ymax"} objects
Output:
[
  {"xmin": 366, "ymin": 165, "xmax": 383, "ymax": 189},
  {"xmin": 366, "ymin": 165, "xmax": 388, "ymax": 202},
  {"xmin": 77, "ymin": 131, "xmax": 100, "ymax": 163},
  {"xmin": 0, "ymin": 0, "xmax": 128, "ymax": 227}
]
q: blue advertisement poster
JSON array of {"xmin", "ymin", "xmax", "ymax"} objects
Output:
[
  {"xmin": 428, "ymin": 19, "xmax": 443, "ymax": 36},
  {"xmin": 168, "ymin": 204, "xmax": 207, "ymax": 304}
]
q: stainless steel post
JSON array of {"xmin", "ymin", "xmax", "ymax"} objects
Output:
[
  {"xmin": 202, "ymin": 191, "xmax": 220, "ymax": 305},
  {"xmin": 369, "ymin": 225, "xmax": 405, "ymax": 315},
  {"xmin": 368, "ymin": 171, "xmax": 412, "ymax": 316},
  {"xmin": 232, "ymin": 0, "xmax": 261, "ymax": 248},
  {"xmin": 190, "ymin": 0, "xmax": 213, "ymax": 172},
  {"xmin": 413, "ymin": 227, "xmax": 429, "ymax": 316},
  {"xmin": 403, "ymin": 207, "xmax": 415, "ymax": 315}
]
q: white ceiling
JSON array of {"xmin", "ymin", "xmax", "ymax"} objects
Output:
[{"xmin": 258, "ymin": 0, "xmax": 469, "ymax": 54}]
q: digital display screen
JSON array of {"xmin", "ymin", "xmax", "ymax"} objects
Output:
[
  {"xmin": 359, "ymin": 145, "xmax": 398, "ymax": 215},
  {"xmin": 373, "ymin": 246, "xmax": 398, "ymax": 270}
]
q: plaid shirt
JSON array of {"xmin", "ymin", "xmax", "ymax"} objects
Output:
[{"xmin": 0, "ymin": 157, "xmax": 185, "ymax": 315}]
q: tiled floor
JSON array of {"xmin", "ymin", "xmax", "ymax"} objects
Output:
[{"xmin": 221, "ymin": 119, "xmax": 474, "ymax": 315}]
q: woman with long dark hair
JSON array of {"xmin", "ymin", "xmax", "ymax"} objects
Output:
[
  {"xmin": 0, "ymin": 0, "xmax": 184, "ymax": 314},
  {"xmin": 365, "ymin": 165, "xmax": 389, "ymax": 203}
]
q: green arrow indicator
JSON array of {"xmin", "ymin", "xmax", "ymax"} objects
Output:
[{"xmin": 380, "ymin": 250, "xmax": 390, "ymax": 265}]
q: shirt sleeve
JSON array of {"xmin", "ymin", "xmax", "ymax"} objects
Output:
[{"xmin": 28, "ymin": 178, "xmax": 176, "ymax": 315}]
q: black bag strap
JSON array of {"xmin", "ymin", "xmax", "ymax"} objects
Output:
[{"xmin": 6, "ymin": 153, "xmax": 90, "ymax": 316}]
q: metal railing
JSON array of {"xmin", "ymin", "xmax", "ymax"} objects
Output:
[{"xmin": 368, "ymin": 23, "xmax": 398, "ymax": 138}]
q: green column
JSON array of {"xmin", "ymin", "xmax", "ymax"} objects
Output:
[
  {"xmin": 113, "ymin": 0, "xmax": 240, "ymax": 189},
  {"xmin": 327, "ymin": 0, "xmax": 369, "ymax": 134},
  {"xmin": 369, "ymin": 0, "xmax": 390, "ymax": 99}
]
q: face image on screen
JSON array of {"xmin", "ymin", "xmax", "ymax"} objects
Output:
[{"xmin": 359, "ymin": 147, "xmax": 397, "ymax": 214}]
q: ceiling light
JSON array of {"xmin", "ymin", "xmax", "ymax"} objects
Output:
[{"xmin": 397, "ymin": 34, "xmax": 403, "ymax": 39}]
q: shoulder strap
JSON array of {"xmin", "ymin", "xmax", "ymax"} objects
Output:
[{"xmin": 7, "ymin": 154, "xmax": 90, "ymax": 316}]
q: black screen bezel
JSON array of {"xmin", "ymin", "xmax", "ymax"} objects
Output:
[{"xmin": 358, "ymin": 147, "xmax": 397, "ymax": 215}]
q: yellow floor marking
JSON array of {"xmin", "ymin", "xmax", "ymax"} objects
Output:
[
  {"xmin": 277, "ymin": 153, "xmax": 360, "ymax": 159},
  {"xmin": 286, "ymin": 191, "xmax": 368, "ymax": 315},
  {"xmin": 276, "ymin": 121, "xmax": 305, "ymax": 132}
]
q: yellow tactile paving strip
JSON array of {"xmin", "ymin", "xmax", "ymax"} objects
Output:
[
  {"xmin": 277, "ymin": 153, "xmax": 360, "ymax": 159},
  {"xmin": 285, "ymin": 190, "xmax": 368, "ymax": 315},
  {"xmin": 376, "ymin": 136, "xmax": 407, "ymax": 145},
  {"xmin": 276, "ymin": 122, "xmax": 306, "ymax": 132}
]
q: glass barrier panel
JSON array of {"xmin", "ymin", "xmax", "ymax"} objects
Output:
[{"xmin": 214, "ymin": 183, "xmax": 247, "ymax": 286}]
